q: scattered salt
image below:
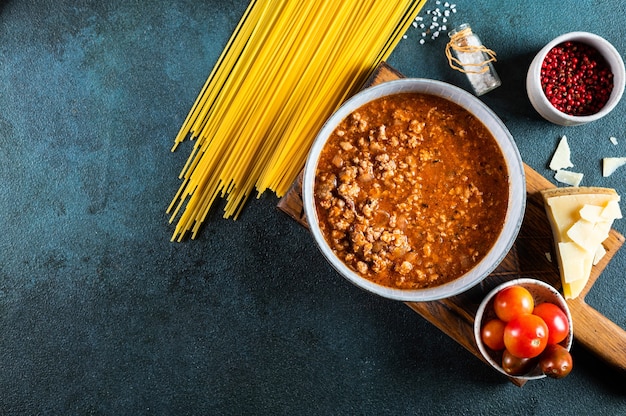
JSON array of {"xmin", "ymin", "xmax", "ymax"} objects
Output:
[{"xmin": 413, "ymin": 1, "xmax": 458, "ymax": 44}]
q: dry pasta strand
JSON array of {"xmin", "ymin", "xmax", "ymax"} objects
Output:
[{"xmin": 168, "ymin": 0, "xmax": 428, "ymax": 241}]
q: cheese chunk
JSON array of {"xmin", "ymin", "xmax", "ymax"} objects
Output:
[
  {"xmin": 555, "ymin": 169, "xmax": 584, "ymax": 186},
  {"xmin": 563, "ymin": 278, "xmax": 587, "ymax": 300},
  {"xmin": 557, "ymin": 242, "xmax": 591, "ymax": 283},
  {"xmin": 549, "ymin": 135, "xmax": 574, "ymax": 171},
  {"xmin": 601, "ymin": 200, "xmax": 623, "ymax": 220},
  {"xmin": 593, "ymin": 244, "xmax": 607, "ymax": 266},
  {"xmin": 566, "ymin": 219, "xmax": 606, "ymax": 252},
  {"xmin": 579, "ymin": 204, "xmax": 604, "ymax": 222},
  {"xmin": 602, "ymin": 157, "xmax": 626, "ymax": 177},
  {"xmin": 541, "ymin": 187, "xmax": 621, "ymax": 299}
]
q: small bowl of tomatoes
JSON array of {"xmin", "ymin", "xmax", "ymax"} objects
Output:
[{"xmin": 474, "ymin": 278, "xmax": 574, "ymax": 380}]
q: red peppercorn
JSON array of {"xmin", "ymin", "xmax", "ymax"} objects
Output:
[{"xmin": 540, "ymin": 41, "xmax": 614, "ymax": 116}]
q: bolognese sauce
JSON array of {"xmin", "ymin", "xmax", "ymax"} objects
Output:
[{"xmin": 314, "ymin": 92, "xmax": 509, "ymax": 289}]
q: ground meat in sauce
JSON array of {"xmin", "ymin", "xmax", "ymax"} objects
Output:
[{"xmin": 314, "ymin": 92, "xmax": 509, "ymax": 289}]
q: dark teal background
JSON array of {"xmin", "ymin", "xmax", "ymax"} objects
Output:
[{"xmin": 1, "ymin": 0, "xmax": 625, "ymax": 414}]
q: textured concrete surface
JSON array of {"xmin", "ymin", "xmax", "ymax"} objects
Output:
[{"xmin": 1, "ymin": 0, "xmax": 625, "ymax": 414}]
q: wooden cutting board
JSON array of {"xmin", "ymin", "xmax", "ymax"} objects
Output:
[{"xmin": 278, "ymin": 62, "xmax": 626, "ymax": 386}]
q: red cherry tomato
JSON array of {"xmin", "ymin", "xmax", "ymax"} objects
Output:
[
  {"xmin": 539, "ymin": 344, "xmax": 573, "ymax": 379},
  {"xmin": 504, "ymin": 314, "xmax": 549, "ymax": 358},
  {"xmin": 493, "ymin": 286, "xmax": 534, "ymax": 322},
  {"xmin": 502, "ymin": 349, "xmax": 537, "ymax": 376},
  {"xmin": 532, "ymin": 302, "xmax": 570, "ymax": 345},
  {"xmin": 481, "ymin": 319, "xmax": 506, "ymax": 351}
]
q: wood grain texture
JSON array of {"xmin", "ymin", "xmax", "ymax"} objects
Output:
[{"xmin": 277, "ymin": 62, "xmax": 626, "ymax": 385}]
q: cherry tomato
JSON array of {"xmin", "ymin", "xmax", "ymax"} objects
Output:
[
  {"xmin": 481, "ymin": 319, "xmax": 506, "ymax": 350},
  {"xmin": 532, "ymin": 302, "xmax": 570, "ymax": 345},
  {"xmin": 502, "ymin": 349, "xmax": 537, "ymax": 376},
  {"xmin": 504, "ymin": 314, "xmax": 549, "ymax": 358},
  {"xmin": 539, "ymin": 344, "xmax": 573, "ymax": 379},
  {"xmin": 493, "ymin": 285, "xmax": 534, "ymax": 322}
]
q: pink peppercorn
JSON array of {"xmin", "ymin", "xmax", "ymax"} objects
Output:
[{"xmin": 540, "ymin": 41, "xmax": 614, "ymax": 116}]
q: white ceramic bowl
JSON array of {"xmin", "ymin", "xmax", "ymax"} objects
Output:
[
  {"xmin": 302, "ymin": 78, "xmax": 526, "ymax": 302},
  {"xmin": 474, "ymin": 278, "xmax": 574, "ymax": 380},
  {"xmin": 526, "ymin": 31, "xmax": 625, "ymax": 126}
]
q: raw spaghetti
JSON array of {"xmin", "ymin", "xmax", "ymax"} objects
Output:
[{"xmin": 168, "ymin": 0, "xmax": 427, "ymax": 241}]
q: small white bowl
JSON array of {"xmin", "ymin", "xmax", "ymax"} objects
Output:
[
  {"xmin": 526, "ymin": 32, "xmax": 625, "ymax": 126},
  {"xmin": 302, "ymin": 79, "xmax": 526, "ymax": 302},
  {"xmin": 474, "ymin": 278, "xmax": 574, "ymax": 380}
]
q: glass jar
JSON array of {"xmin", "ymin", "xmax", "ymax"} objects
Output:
[{"xmin": 447, "ymin": 23, "xmax": 501, "ymax": 96}]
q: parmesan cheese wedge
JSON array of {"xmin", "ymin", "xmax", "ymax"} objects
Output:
[{"xmin": 541, "ymin": 187, "xmax": 621, "ymax": 299}]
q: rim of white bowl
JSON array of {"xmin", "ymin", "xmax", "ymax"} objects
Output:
[{"xmin": 302, "ymin": 78, "xmax": 526, "ymax": 302}]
